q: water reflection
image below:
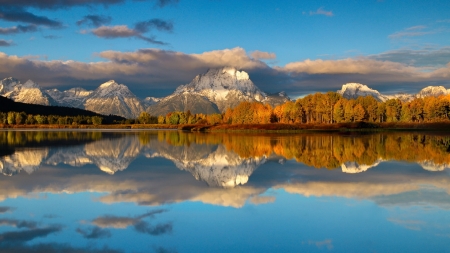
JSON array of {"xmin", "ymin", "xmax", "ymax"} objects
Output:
[
  {"xmin": 1, "ymin": 130, "xmax": 450, "ymax": 252},
  {"xmin": 2, "ymin": 131, "xmax": 450, "ymax": 178}
]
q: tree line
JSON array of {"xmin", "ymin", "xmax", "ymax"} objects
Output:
[
  {"xmin": 0, "ymin": 112, "xmax": 103, "ymax": 125},
  {"xmin": 152, "ymin": 92, "xmax": 450, "ymax": 125}
]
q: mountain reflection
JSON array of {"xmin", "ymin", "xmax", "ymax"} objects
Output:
[{"xmin": 1, "ymin": 130, "xmax": 450, "ymax": 208}]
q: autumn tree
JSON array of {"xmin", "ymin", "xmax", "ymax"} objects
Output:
[
  {"xmin": 138, "ymin": 112, "xmax": 151, "ymax": 124},
  {"xmin": 353, "ymin": 104, "xmax": 366, "ymax": 121},
  {"xmin": 385, "ymin": 99, "xmax": 402, "ymax": 122},
  {"xmin": 344, "ymin": 100, "xmax": 355, "ymax": 122},
  {"xmin": 333, "ymin": 99, "xmax": 346, "ymax": 123}
]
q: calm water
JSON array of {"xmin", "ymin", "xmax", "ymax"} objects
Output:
[{"xmin": 0, "ymin": 130, "xmax": 450, "ymax": 253}]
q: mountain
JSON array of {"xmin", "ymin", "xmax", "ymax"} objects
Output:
[
  {"xmin": 142, "ymin": 97, "xmax": 161, "ymax": 108},
  {"xmin": 264, "ymin": 91, "xmax": 291, "ymax": 107},
  {"xmin": 148, "ymin": 67, "xmax": 290, "ymax": 115},
  {"xmin": 177, "ymin": 67, "xmax": 266, "ymax": 111},
  {"xmin": 0, "ymin": 77, "xmax": 56, "ymax": 106},
  {"xmin": 337, "ymin": 83, "xmax": 389, "ymax": 102},
  {"xmin": 84, "ymin": 80, "xmax": 144, "ymax": 119},
  {"xmin": 2, "ymin": 69, "xmax": 290, "ymax": 117},
  {"xmin": 338, "ymin": 83, "xmax": 450, "ymax": 102},
  {"xmin": 46, "ymin": 87, "xmax": 92, "ymax": 109},
  {"xmin": 416, "ymin": 86, "xmax": 450, "ymax": 98}
]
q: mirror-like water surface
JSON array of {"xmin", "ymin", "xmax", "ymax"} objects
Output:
[{"xmin": 1, "ymin": 130, "xmax": 450, "ymax": 252}]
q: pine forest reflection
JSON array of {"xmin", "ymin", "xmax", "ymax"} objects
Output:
[{"xmin": 1, "ymin": 130, "xmax": 450, "ymax": 253}]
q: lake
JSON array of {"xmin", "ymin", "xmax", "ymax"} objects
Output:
[{"xmin": 0, "ymin": 130, "xmax": 450, "ymax": 253}]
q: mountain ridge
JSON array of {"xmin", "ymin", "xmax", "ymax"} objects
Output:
[
  {"xmin": 3, "ymin": 68, "xmax": 450, "ymax": 118},
  {"xmin": 1, "ymin": 67, "xmax": 290, "ymax": 117}
]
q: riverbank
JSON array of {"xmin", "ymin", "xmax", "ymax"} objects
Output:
[
  {"xmin": 180, "ymin": 122, "xmax": 450, "ymax": 132},
  {"xmin": 0, "ymin": 124, "xmax": 178, "ymax": 129},
  {"xmin": 2, "ymin": 122, "xmax": 450, "ymax": 132}
]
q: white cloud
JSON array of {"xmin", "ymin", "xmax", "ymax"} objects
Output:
[
  {"xmin": 389, "ymin": 25, "xmax": 440, "ymax": 39},
  {"xmin": 309, "ymin": 7, "xmax": 333, "ymax": 17}
]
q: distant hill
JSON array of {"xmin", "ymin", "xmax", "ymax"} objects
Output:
[{"xmin": 0, "ymin": 96, "xmax": 125, "ymax": 123}]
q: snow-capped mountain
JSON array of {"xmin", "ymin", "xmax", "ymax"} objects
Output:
[
  {"xmin": 84, "ymin": 80, "xmax": 144, "ymax": 119},
  {"xmin": 148, "ymin": 67, "xmax": 290, "ymax": 115},
  {"xmin": 338, "ymin": 83, "xmax": 450, "ymax": 102},
  {"xmin": 416, "ymin": 86, "xmax": 450, "ymax": 98},
  {"xmin": 337, "ymin": 83, "xmax": 389, "ymax": 102},
  {"xmin": 45, "ymin": 80, "xmax": 145, "ymax": 118},
  {"xmin": 142, "ymin": 97, "xmax": 161, "ymax": 108},
  {"xmin": 0, "ymin": 77, "xmax": 56, "ymax": 106},
  {"xmin": 46, "ymin": 87, "xmax": 92, "ymax": 109}
]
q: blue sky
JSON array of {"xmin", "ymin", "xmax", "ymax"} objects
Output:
[{"xmin": 0, "ymin": 0, "xmax": 449, "ymax": 97}]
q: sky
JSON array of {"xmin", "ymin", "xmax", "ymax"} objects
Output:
[{"xmin": 0, "ymin": 0, "xmax": 449, "ymax": 98}]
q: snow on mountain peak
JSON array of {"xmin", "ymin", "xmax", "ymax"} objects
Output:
[
  {"xmin": 339, "ymin": 83, "xmax": 378, "ymax": 94},
  {"xmin": 170, "ymin": 67, "xmax": 267, "ymax": 111},
  {"xmin": 0, "ymin": 77, "xmax": 19, "ymax": 93},
  {"xmin": 338, "ymin": 83, "xmax": 387, "ymax": 101},
  {"xmin": 99, "ymin": 80, "xmax": 118, "ymax": 88},
  {"xmin": 417, "ymin": 86, "xmax": 449, "ymax": 98},
  {"xmin": 1, "ymin": 77, "xmax": 18, "ymax": 85}
]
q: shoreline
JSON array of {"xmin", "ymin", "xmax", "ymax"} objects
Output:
[{"xmin": 2, "ymin": 122, "xmax": 450, "ymax": 132}]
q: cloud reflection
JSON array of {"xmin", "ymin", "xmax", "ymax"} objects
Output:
[
  {"xmin": 76, "ymin": 227, "xmax": 111, "ymax": 239},
  {"xmin": 0, "ymin": 226, "xmax": 62, "ymax": 243},
  {"xmin": 0, "ymin": 219, "xmax": 38, "ymax": 229},
  {"xmin": 0, "ymin": 207, "xmax": 13, "ymax": 214},
  {"xmin": 92, "ymin": 210, "xmax": 172, "ymax": 236}
]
